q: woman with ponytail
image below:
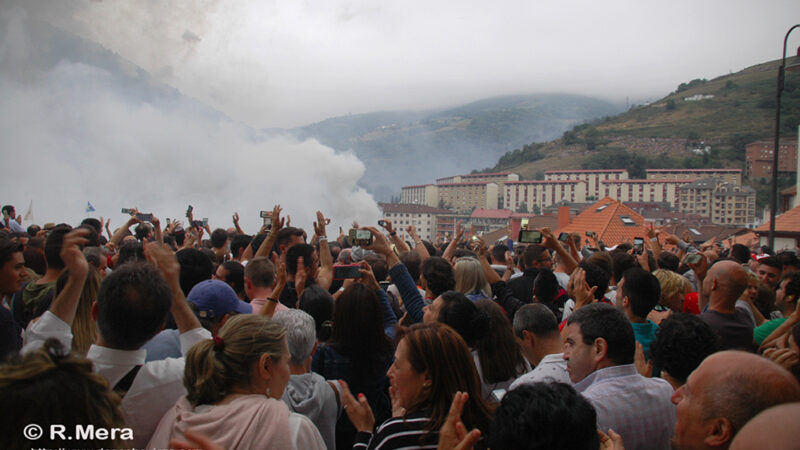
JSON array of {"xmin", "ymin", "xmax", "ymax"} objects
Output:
[{"xmin": 148, "ymin": 314, "xmax": 325, "ymax": 449}]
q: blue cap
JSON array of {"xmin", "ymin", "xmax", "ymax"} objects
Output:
[{"xmin": 187, "ymin": 279, "xmax": 252, "ymax": 319}]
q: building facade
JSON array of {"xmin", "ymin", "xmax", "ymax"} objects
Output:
[
  {"xmin": 437, "ymin": 182, "xmax": 499, "ymax": 213},
  {"xmin": 600, "ymin": 179, "xmax": 691, "ymax": 207},
  {"xmin": 436, "ymin": 172, "xmax": 519, "ymax": 189},
  {"xmin": 678, "ymin": 179, "xmax": 756, "ymax": 226},
  {"xmin": 746, "ymin": 138, "xmax": 798, "ymax": 178},
  {"xmin": 504, "ymin": 180, "xmax": 588, "ymax": 212},
  {"xmin": 378, "ymin": 203, "xmax": 451, "ymax": 241},
  {"xmin": 646, "ymin": 168, "xmax": 742, "ymax": 185},
  {"xmin": 544, "ymin": 169, "xmax": 629, "ymax": 199},
  {"xmin": 400, "ymin": 184, "xmax": 439, "ymax": 207},
  {"xmin": 470, "ymin": 209, "xmax": 513, "ymax": 234}
]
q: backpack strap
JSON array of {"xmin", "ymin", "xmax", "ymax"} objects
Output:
[{"xmin": 113, "ymin": 365, "xmax": 143, "ymax": 398}]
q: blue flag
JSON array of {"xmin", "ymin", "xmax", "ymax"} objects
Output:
[{"xmin": 85, "ymin": 201, "xmax": 95, "ymax": 213}]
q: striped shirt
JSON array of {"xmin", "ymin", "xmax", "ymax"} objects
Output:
[
  {"xmin": 574, "ymin": 364, "xmax": 675, "ymax": 450},
  {"xmin": 354, "ymin": 411, "xmax": 438, "ymax": 449}
]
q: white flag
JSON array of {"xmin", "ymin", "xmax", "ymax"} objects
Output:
[{"xmin": 23, "ymin": 200, "xmax": 33, "ymax": 222}]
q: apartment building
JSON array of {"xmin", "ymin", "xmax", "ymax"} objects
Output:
[
  {"xmin": 400, "ymin": 184, "xmax": 439, "ymax": 207},
  {"xmin": 746, "ymin": 138, "xmax": 798, "ymax": 178},
  {"xmin": 470, "ymin": 209, "xmax": 514, "ymax": 234},
  {"xmin": 646, "ymin": 168, "xmax": 742, "ymax": 185},
  {"xmin": 678, "ymin": 179, "xmax": 756, "ymax": 226},
  {"xmin": 436, "ymin": 172, "xmax": 519, "ymax": 190},
  {"xmin": 504, "ymin": 180, "xmax": 588, "ymax": 212},
  {"xmin": 437, "ymin": 182, "xmax": 499, "ymax": 213},
  {"xmin": 378, "ymin": 203, "xmax": 451, "ymax": 241},
  {"xmin": 544, "ymin": 169, "xmax": 629, "ymax": 199},
  {"xmin": 600, "ymin": 179, "xmax": 692, "ymax": 207}
]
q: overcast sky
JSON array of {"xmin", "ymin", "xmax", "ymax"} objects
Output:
[
  {"xmin": 2, "ymin": 0, "xmax": 799, "ymax": 229},
  {"xmin": 17, "ymin": 0, "xmax": 800, "ymax": 128}
]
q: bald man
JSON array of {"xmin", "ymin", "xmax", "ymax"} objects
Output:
[
  {"xmin": 729, "ymin": 402, "xmax": 800, "ymax": 449},
  {"xmin": 672, "ymin": 351, "xmax": 800, "ymax": 449},
  {"xmin": 700, "ymin": 261, "xmax": 754, "ymax": 351}
]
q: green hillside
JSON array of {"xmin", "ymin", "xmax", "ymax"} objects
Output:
[{"xmin": 482, "ymin": 57, "xmax": 800, "ymax": 207}]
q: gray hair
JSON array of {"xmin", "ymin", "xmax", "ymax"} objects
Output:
[
  {"xmin": 512, "ymin": 303, "xmax": 559, "ymax": 338},
  {"xmin": 272, "ymin": 309, "xmax": 317, "ymax": 366}
]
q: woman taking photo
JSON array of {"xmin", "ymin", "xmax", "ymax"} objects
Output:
[
  {"xmin": 340, "ymin": 322, "xmax": 494, "ymax": 449},
  {"xmin": 148, "ymin": 314, "xmax": 325, "ymax": 449},
  {"xmin": 312, "ymin": 260, "xmax": 397, "ymax": 448}
]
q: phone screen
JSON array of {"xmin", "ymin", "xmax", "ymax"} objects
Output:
[
  {"xmin": 519, "ymin": 230, "xmax": 542, "ymax": 244},
  {"xmin": 333, "ymin": 264, "xmax": 362, "ymax": 280},
  {"xmin": 686, "ymin": 253, "xmax": 702, "ymax": 264}
]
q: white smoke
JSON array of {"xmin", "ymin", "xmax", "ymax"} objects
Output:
[{"xmin": 0, "ymin": 7, "xmax": 381, "ymax": 234}]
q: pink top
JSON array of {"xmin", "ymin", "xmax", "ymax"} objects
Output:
[{"xmin": 148, "ymin": 394, "xmax": 323, "ymax": 449}]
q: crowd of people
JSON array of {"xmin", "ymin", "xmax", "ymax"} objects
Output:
[{"xmin": 1, "ymin": 201, "xmax": 800, "ymax": 450}]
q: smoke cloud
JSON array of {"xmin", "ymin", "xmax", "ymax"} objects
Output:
[{"xmin": 0, "ymin": 7, "xmax": 381, "ymax": 233}]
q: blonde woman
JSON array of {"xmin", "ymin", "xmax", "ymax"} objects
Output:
[
  {"xmin": 148, "ymin": 314, "xmax": 324, "ymax": 449},
  {"xmin": 454, "ymin": 257, "xmax": 492, "ymax": 302},
  {"xmin": 53, "ymin": 269, "xmax": 99, "ymax": 355}
]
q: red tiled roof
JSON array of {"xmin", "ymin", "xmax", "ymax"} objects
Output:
[
  {"xmin": 379, "ymin": 203, "xmax": 451, "ymax": 214},
  {"xmin": 555, "ymin": 197, "xmax": 647, "ymax": 247},
  {"xmin": 646, "ymin": 169, "xmax": 741, "ymax": 173},
  {"xmin": 755, "ymin": 204, "xmax": 800, "ymax": 234},
  {"xmin": 545, "ymin": 169, "xmax": 627, "ymax": 173},
  {"xmin": 506, "ymin": 180, "xmax": 586, "ymax": 185},
  {"xmin": 601, "ymin": 179, "xmax": 695, "ymax": 184},
  {"xmin": 438, "ymin": 182, "xmax": 496, "ymax": 187},
  {"xmin": 462, "ymin": 172, "xmax": 512, "ymax": 177},
  {"xmin": 526, "ymin": 215, "xmax": 559, "ymax": 229},
  {"xmin": 471, "ymin": 209, "xmax": 513, "ymax": 219},
  {"xmin": 481, "ymin": 226, "xmax": 512, "ymax": 243},
  {"xmin": 730, "ymin": 231, "xmax": 759, "ymax": 247}
]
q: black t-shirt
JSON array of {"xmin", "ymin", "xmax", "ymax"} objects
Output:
[{"xmin": 701, "ymin": 308, "xmax": 755, "ymax": 351}]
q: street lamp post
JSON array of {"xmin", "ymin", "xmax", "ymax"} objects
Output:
[{"xmin": 768, "ymin": 24, "xmax": 800, "ymax": 250}]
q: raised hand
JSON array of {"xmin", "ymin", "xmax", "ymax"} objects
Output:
[
  {"xmin": 144, "ymin": 242, "xmax": 181, "ymax": 285},
  {"xmin": 362, "ymin": 226, "xmax": 392, "ymax": 257},
  {"xmin": 380, "ymin": 219, "xmax": 395, "ymax": 234},
  {"xmin": 357, "ymin": 261, "xmax": 381, "ymax": 291},
  {"xmin": 60, "ymin": 228, "xmax": 90, "ymax": 280},
  {"xmin": 314, "ymin": 211, "xmax": 328, "ymax": 237},
  {"xmin": 437, "ymin": 392, "xmax": 481, "ymax": 450},
  {"xmin": 339, "ymin": 380, "xmax": 375, "ymax": 432},
  {"xmin": 568, "ymin": 268, "xmax": 598, "ymax": 311},
  {"xmin": 271, "ymin": 205, "xmax": 285, "ymax": 233}
]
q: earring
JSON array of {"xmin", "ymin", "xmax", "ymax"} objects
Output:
[{"xmin": 266, "ymin": 387, "xmax": 271, "ymax": 397}]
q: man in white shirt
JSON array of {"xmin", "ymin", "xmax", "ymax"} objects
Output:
[
  {"xmin": 510, "ymin": 304, "xmax": 571, "ymax": 389},
  {"xmin": 1, "ymin": 205, "xmax": 25, "ymax": 233},
  {"xmin": 24, "ymin": 232, "xmax": 210, "ymax": 448}
]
